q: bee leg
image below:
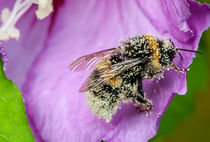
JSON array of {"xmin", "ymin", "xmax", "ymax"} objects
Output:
[
  {"xmin": 137, "ymin": 77, "xmax": 145, "ymax": 97},
  {"xmin": 171, "ymin": 64, "xmax": 188, "ymax": 73},
  {"xmin": 134, "ymin": 77, "xmax": 153, "ymax": 112}
]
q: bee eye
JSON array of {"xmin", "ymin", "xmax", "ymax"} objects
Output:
[{"xmin": 160, "ymin": 50, "xmax": 175, "ymax": 65}]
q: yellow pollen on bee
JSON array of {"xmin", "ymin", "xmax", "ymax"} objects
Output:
[
  {"xmin": 96, "ymin": 58, "xmax": 111, "ymax": 70},
  {"xmin": 96, "ymin": 58, "xmax": 122, "ymax": 87},
  {"xmin": 97, "ymin": 58, "xmax": 116, "ymax": 79},
  {"xmin": 108, "ymin": 76, "xmax": 122, "ymax": 88}
]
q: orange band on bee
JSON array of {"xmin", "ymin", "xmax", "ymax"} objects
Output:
[
  {"xmin": 96, "ymin": 58, "xmax": 111, "ymax": 70},
  {"xmin": 108, "ymin": 76, "xmax": 122, "ymax": 88},
  {"xmin": 144, "ymin": 35, "xmax": 160, "ymax": 62}
]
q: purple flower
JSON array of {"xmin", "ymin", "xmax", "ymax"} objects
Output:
[{"xmin": 1, "ymin": 0, "xmax": 210, "ymax": 141}]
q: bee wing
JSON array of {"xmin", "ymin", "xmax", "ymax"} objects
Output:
[
  {"xmin": 79, "ymin": 57, "xmax": 149, "ymax": 92},
  {"xmin": 69, "ymin": 48, "xmax": 119, "ymax": 71}
]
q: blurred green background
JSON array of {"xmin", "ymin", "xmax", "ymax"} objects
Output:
[{"xmin": 150, "ymin": 14, "xmax": 210, "ymax": 142}]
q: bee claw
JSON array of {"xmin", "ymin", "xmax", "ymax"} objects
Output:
[{"xmin": 136, "ymin": 100, "xmax": 153, "ymax": 112}]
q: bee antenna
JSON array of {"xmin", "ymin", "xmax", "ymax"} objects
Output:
[
  {"xmin": 177, "ymin": 52, "xmax": 183, "ymax": 60},
  {"xmin": 176, "ymin": 48, "xmax": 203, "ymax": 55}
]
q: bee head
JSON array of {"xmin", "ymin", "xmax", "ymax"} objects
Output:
[{"xmin": 159, "ymin": 39, "xmax": 176, "ymax": 66}]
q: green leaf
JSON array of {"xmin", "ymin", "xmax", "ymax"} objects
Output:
[{"xmin": 0, "ymin": 59, "xmax": 34, "ymax": 142}]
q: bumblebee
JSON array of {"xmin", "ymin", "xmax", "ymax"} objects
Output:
[{"xmin": 69, "ymin": 34, "xmax": 202, "ymax": 122}]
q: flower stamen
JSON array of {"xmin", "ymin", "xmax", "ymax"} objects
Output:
[{"xmin": 0, "ymin": 0, "xmax": 53, "ymax": 41}]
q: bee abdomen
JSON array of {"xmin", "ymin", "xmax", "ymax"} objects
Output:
[{"xmin": 86, "ymin": 84, "xmax": 122, "ymax": 123}]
